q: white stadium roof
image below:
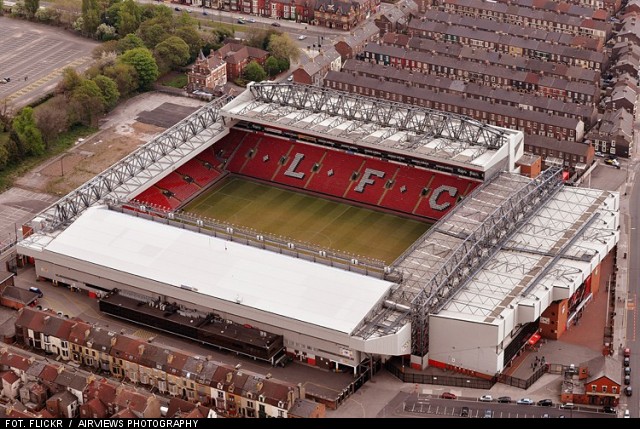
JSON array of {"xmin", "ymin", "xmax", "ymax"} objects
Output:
[{"xmin": 27, "ymin": 206, "xmax": 393, "ymax": 334}]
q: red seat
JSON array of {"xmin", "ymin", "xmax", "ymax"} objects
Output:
[
  {"xmin": 133, "ymin": 186, "xmax": 179, "ymax": 210},
  {"xmin": 176, "ymin": 158, "xmax": 221, "ymax": 187},
  {"xmin": 306, "ymin": 149, "xmax": 364, "ymax": 198},
  {"xmin": 274, "ymin": 143, "xmax": 326, "ymax": 188},
  {"xmin": 240, "ymin": 136, "xmax": 293, "ymax": 181},
  {"xmin": 155, "ymin": 172, "xmax": 201, "ymax": 202}
]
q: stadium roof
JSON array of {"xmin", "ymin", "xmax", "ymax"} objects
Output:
[
  {"xmin": 24, "ymin": 206, "xmax": 393, "ymax": 335},
  {"xmin": 221, "ymin": 83, "xmax": 521, "ymax": 172}
]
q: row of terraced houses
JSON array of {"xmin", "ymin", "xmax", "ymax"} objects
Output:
[{"xmin": 13, "ymin": 307, "xmax": 324, "ymax": 418}]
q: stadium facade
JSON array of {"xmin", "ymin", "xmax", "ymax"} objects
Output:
[{"xmin": 17, "ymin": 84, "xmax": 619, "ymax": 378}]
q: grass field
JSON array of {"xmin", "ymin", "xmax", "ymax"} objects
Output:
[{"xmin": 184, "ymin": 177, "xmax": 431, "ymax": 263}]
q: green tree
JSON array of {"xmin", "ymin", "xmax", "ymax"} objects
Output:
[
  {"xmin": 0, "ymin": 142, "xmax": 8, "ymax": 170},
  {"xmin": 116, "ymin": 33, "xmax": 144, "ymax": 52},
  {"xmin": 176, "ymin": 10, "xmax": 195, "ymax": 27},
  {"xmin": 35, "ymin": 96, "xmax": 69, "ymax": 147},
  {"xmin": 24, "ymin": 0, "xmax": 39, "ymax": 18},
  {"xmin": 175, "ymin": 26, "xmax": 203, "ymax": 59},
  {"xmin": 117, "ymin": 0, "xmax": 141, "ymax": 36},
  {"xmin": 118, "ymin": 47, "xmax": 158, "ymax": 90},
  {"xmin": 58, "ymin": 67, "xmax": 83, "ymax": 94},
  {"xmin": 243, "ymin": 61, "xmax": 267, "ymax": 83},
  {"xmin": 154, "ymin": 36, "xmax": 189, "ymax": 72},
  {"xmin": 0, "ymin": 0, "xmax": 4, "ymax": 16},
  {"xmin": 92, "ymin": 75, "xmax": 120, "ymax": 109},
  {"xmin": 277, "ymin": 57, "xmax": 290, "ymax": 73},
  {"xmin": 267, "ymin": 33, "xmax": 300, "ymax": 62},
  {"xmin": 92, "ymin": 40, "xmax": 119, "ymax": 59},
  {"xmin": 137, "ymin": 21, "xmax": 169, "ymax": 48},
  {"xmin": 96, "ymin": 23, "xmax": 117, "ymax": 40},
  {"xmin": 70, "ymin": 79, "xmax": 105, "ymax": 126},
  {"xmin": 81, "ymin": 0, "xmax": 100, "ymax": 36},
  {"xmin": 103, "ymin": 62, "xmax": 138, "ymax": 96},
  {"xmin": 264, "ymin": 56, "xmax": 279, "ymax": 77},
  {"xmin": 12, "ymin": 108, "xmax": 45, "ymax": 156}
]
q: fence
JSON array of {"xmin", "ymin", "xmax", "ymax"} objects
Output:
[
  {"xmin": 385, "ymin": 360, "xmax": 496, "ymax": 390},
  {"xmin": 497, "ymin": 365, "xmax": 547, "ymax": 390}
]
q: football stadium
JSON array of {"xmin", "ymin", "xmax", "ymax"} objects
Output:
[{"xmin": 17, "ymin": 83, "xmax": 619, "ymax": 379}]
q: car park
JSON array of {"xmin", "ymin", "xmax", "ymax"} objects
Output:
[
  {"xmin": 497, "ymin": 396, "xmax": 511, "ymax": 403},
  {"xmin": 441, "ymin": 392, "xmax": 457, "ymax": 399},
  {"xmin": 479, "ymin": 395, "xmax": 493, "ymax": 402},
  {"xmin": 537, "ymin": 399, "xmax": 553, "ymax": 407},
  {"xmin": 517, "ymin": 398, "xmax": 534, "ymax": 405}
]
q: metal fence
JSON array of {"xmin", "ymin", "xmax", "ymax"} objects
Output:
[{"xmin": 385, "ymin": 360, "xmax": 496, "ymax": 390}]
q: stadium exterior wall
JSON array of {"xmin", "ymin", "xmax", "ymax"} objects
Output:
[
  {"xmin": 427, "ymin": 242, "xmax": 618, "ymax": 376},
  {"xmin": 25, "ymin": 255, "xmax": 406, "ymax": 370}
]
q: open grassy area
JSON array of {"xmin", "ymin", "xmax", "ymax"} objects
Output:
[
  {"xmin": 184, "ymin": 177, "xmax": 431, "ymax": 263},
  {"xmin": 162, "ymin": 74, "xmax": 188, "ymax": 89},
  {"xmin": 0, "ymin": 125, "xmax": 95, "ymax": 191}
]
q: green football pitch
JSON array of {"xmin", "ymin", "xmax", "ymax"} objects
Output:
[{"xmin": 183, "ymin": 177, "xmax": 431, "ymax": 264}]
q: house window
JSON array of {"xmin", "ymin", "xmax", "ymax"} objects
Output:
[
  {"xmin": 278, "ymin": 409, "xmax": 285, "ymax": 417},
  {"xmin": 612, "ymin": 387, "xmax": 617, "ymax": 394},
  {"xmin": 218, "ymin": 391, "xmax": 224, "ymax": 399},
  {"xmin": 247, "ymin": 401, "xmax": 254, "ymax": 409},
  {"xmin": 591, "ymin": 385, "xmax": 597, "ymax": 392},
  {"xmin": 602, "ymin": 386, "xmax": 607, "ymax": 393}
]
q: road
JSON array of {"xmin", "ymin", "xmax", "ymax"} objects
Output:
[{"xmin": 401, "ymin": 397, "xmax": 616, "ymax": 419}]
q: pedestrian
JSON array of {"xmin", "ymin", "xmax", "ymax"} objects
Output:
[{"xmin": 24, "ymin": 75, "xmax": 28, "ymax": 81}]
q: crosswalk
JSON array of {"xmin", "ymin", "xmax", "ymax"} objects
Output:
[{"xmin": 5, "ymin": 56, "xmax": 91, "ymax": 103}]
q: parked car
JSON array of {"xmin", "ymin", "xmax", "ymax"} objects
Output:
[
  {"xmin": 460, "ymin": 407, "xmax": 469, "ymax": 417},
  {"xmin": 542, "ymin": 413, "xmax": 550, "ymax": 418},
  {"xmin": 479, "ymin": 395, "xmax": 493, "ymax": 402},
  {"xmin": 537, "ymin": 399, "xmax": 553, "ymax": 407},
  {"xmin": 29, "ymin": 287, "xmax": 43, "ymax": 298},
  {"xmin": 483, "ymin": 409, "xmax": 493, "ymax": 418},
  {"xmin": 625, "ymin": 386, "xmax": 632, "ymax": 396},
  {"xmin": 624, "ymin": 357, "xmax": 630, "ymax": 366},
  {"xmin": 298, "ymin": 35, "xmax": 307, "ymax": 40},
  {"xmin": 603, "ymin": 406, "xmax": 616, "ymax": 414},
  {"xmin": 516, "ymin": 398, "xmax": 534, "ymax": 405},
  {"xmin": 237, "ymin": 18, "xmax": 245, "ymax": 24},
  {"xmin": 624, "ymin": 348, "xmax": 631, "ymax": 357},
  {"xmin": 624, "ymin": 409, "xmax": 630, "ymax": 418},
  {"xmin": 560, "ymin": 403, "xmax": 575, "ymax": 409},
  {"xmin": 595, "ymin": 151, "xmax": 604, "ymax": 157},
  {"xmin": 604, "ymin": 158, "xmax": 621, "ymax": 168},
  {"xmin": 441, "ymin": 392, "xmax": 457, "ymax": 399},
  {"xmin": 0, "ymin": 77, "xmax": 10, "ymax": 84},
  {"xmin": 624, "ymin": 375, "xmax": 631, "ymax": 385},
  {"xmin": 174, "ymin": 7, "xmax": 181, "ymax": 11},
  {"xmin": 624, "ymin": 366, "xmax": 631, "ymax": 375},
  {"xmin": 497, "ymin": 396, "xmax": 511, "ymax": 403},
  {"xmin": 271, "ymin": 22, "xmax": 281, "ymax": 26}
]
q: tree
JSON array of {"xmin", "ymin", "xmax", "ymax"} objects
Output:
[
  {"xmin": 175, "ymin": 26, "xmax": 203, "ymax": 59},
  {"xmin": 137, "ymin": 21, "xmax": 169, "ymax": 48},
  {"xmin": 0, "ymin": 0, "xmax": 4, "ymax": 16},
  {"xmin": 35, "ymin": 96, "xmax": 69, "ymax": 147},
  {"xmin": 96, "ymin": 23, "xmax": 117, "ymax": 40},
  {"xmin": 70, "ymin": 79, "xmax": 105, "ymax": 126},
  {"xmin": 24, "ymin": 0, "xmax": 39, "ymax": 18},
  {"xmin": 264, "ymin": 56, "xmax": 279, "ymax": 77},
  {"xmin": 267, "ymin": 33, "xmax": 300, "ymax": 62},
  {"xmin": 117, "ymin": 33, "xmax": 144, "ymax": 53},
  {"xmin": 103, "ymin": 62, "xmax": 138, "ymax": 96},
  {"xmin": 118, "ymin": 47, "xmax": 158, "ymax": 90},
  {"xmin": 277, "ymin": 57, "xmax": 290, "ymax": 73},
  {"xmin": 243, "ymin": 61, "xmax": 266, "ymax": 83},
  {"xmin": 12, "ymin": 108, "xmax": 45, "ymax": 156},
  {"xmin": 92, "ymin": 40, "xmax": 119, "ymax": 59},
  {"xmin": 0, "ymin": 142, "xmax": 8, "ymax": 170},
  {"xmin": 117, "ymin": 0, "xmax": 141, "ymax": 36},
  {"xmin": 35, "ymin": 7, "xmax": 60, "ymax": 22},
  {"xmin": 58, "ymin": 68, "xmax": 83, "ymax": 94},
  {"xmin": 81, "ymin": 0, "xmax": 100, "ymax": 36},
  {"xmin": 154, "ymin": 36, "xmax": 189, "ymax": 72},
  {"xmin": 92, "ymin": 75, "xmax": 120, "ymax": 109}
]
